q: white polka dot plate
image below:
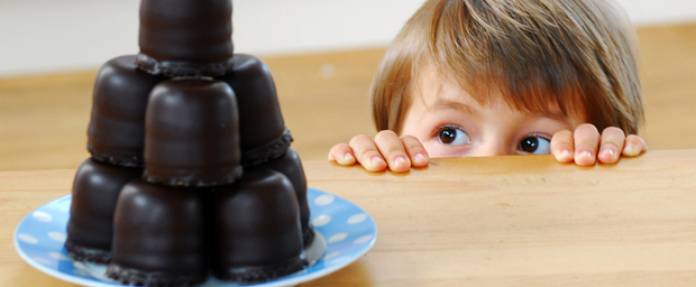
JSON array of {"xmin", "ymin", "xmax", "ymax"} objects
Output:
[{"xmin": 14, "ymin": 188, "xmax": 377, "ymax": 287}]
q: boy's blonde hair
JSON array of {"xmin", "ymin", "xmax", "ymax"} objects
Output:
[{"xmin": 371, "ymin": 0, "xmax": 643, "ymax": 134}]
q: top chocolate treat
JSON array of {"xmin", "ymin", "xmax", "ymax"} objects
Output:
[{"xmin": 138, "ymin": 0, "xmax": 234, "ymax": 77}]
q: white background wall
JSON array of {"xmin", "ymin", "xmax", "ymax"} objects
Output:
[{"xmin": 0, "ymin": 0, "xmax": 695, "ymax": 76}]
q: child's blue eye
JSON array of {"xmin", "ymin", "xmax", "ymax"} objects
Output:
[
  {"xmin": 438, "ymin": 126, "xmax": 470, "ymax": 146},
  {"xmin": 518, "ymin": 136, "xmax": 551, "ymax": 154}
]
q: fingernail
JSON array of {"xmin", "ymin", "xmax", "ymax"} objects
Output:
[
  {"xmin": 559, "ymin": 150, "xmax": 572, "ymax": 161},
  {"xmin": 393, "ymin": 156, "xmax": 408, "ymax": 168},
  {"xmin": 601, "ymin": 148, "xmax": 616, "ymax": 159},
  {"xmin": 414, "ymin": 153, "xmax": 427, "ymax": 164},
  {"xmin": 624, "ymin": 144, "xmax": 638, "ymax": 156},
  {"xmin": 371, "ymin": 156, "xmax": 385, "ymax": 167},
  {"xmin": 342, "ymin": 153, "xmax": 355, "ymax": 164},
  {"xmin": 576, "ymin": 150, "xmax": 594, "ymax": 165}
]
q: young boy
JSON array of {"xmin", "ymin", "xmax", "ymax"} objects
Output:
[{"xmin": 329, "ymin": 0, "xmax": 648, "ymax": 172}]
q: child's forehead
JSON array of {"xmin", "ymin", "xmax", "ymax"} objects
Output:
[{"xmin": 413, "ymin": 64, "xmax": 573, "ymax": 121}]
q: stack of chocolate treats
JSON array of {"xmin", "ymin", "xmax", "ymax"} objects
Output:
[{"xmin": 65, "ymin": 0, "xmax": 314, "ymax": 285}]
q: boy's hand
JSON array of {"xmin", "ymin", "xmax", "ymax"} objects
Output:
[
  {"xmin": 328, "ymin": 125, "xmax": 647, "ymax": 172},
  {"xmin": 328, "ymin": 131, "xmax": 429, "ymax": 173},
  {"xmin": 551, "ymin": 124, "xmax": 647, "ymax": 166}
]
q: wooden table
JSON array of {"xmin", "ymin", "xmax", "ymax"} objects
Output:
[{"xmin": 2, "ymin": 150, "xmax": 695, "ymax": 286}]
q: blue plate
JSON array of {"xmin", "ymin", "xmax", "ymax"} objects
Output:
[{"xmin": 14, "ymin": 188, "xmax": 377, "ymax": 287}]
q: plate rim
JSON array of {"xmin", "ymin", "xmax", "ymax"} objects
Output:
[
  {"xmin": 14, "ymin": 205, "xmax": 122, "ymax": 287},
  {"xmin": 14, "ymin": 189, "xmax": 378, "ymax": 287}
]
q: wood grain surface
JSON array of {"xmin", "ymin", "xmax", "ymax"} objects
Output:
[
  {"xmin": 1, "ymin": 23, "xmax": 696, "ymax": 171},
  {"xmin": 1, "ymin": 150, "xmax": 695, "ymax": 286}
]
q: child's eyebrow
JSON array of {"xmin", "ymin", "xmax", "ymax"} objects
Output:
[{"xmin": 430, "ymin": 98, "xmax": 477, "ymax": 115}]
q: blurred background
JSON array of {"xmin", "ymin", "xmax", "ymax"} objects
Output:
[{"xmin": 1, "ymin": 0, "xmax": 695, "ymax": 170}]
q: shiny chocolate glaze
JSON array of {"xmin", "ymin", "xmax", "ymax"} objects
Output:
[
  {"xmin": 87, "ymin": 55, "xmax": 162, "ymax": 167},
  {"xmin": 138, "ymin": 0, "xmax": 234, "ymax": 77},
  {"xmin": 66, "ymin": 158, "xmax": 142, "ymax": 263},
  {"xmin": 107, "ymin": 180, "xmax": 208, "ymax": 286},
  {"xmin": 255, "ymin": 149, "xmax": 314, "ymax": 246},
  {"xmin": 217, "ymin": 54, "xmax": 292, "ymax": 166},
  {"xmin": 210, "ymin": 169, "xmax": 305, "ymax": 282},
  {"xmin": 144, "ymin": 78, "xmax": 242, "ymax": 187}
]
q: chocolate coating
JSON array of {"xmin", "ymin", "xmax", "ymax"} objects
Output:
[
  {"xmin": 211, "ymin": 170, "xmax": 305, "ymax": 282},
  {"xmin": 144, "ymin": 79, "xmax": 242, "ymax": 187},
  {"xmin": 138, "ymin": 0, "xmax": 234, "ymax": 77},
  {"xmin": 87, "ymin": 55, "xmax": 162, "ymax": 167},
  {"xmin": 217, "ymin": 54, "xmax": 292, "ymax": 166},
  {"xmin": 66, "ymin": 158, "xmax": 142, "ymax": 263},
  {"xmin": 107, "ymin": 180, "xmax": 207, "ymax": 286},
  {"xmin": 257, "ymin": 149, "xmax": 313, "ymax": 246}
]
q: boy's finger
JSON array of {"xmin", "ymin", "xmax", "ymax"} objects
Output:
[
  {"xmin": 623, "ymin": 135, "xmax": 647, "ymax": 157},
  {"xmin": 328, "ymin": 143, "xmax": 356, "ymax": 166},
  {"xmin": 598, "ymin": 127, "xmax": 625, "ymax": 164},
  {"xmin": 573, "ymin": 123, "xmax": 600, "ymax": 166},
  {"xmin": 401, "ymin": 135, "xmax": 429, "ymax": 168},
  {"xmin": 349, "ymin": 134, "xmax": 388, "ymax": 172},
  {"xmin": 374, "ymin": 130, "xmax": 411, "ymax": 173},
  {"xmin": 550, "ymin": 130, "xmax": 574, "ymax": 163}
]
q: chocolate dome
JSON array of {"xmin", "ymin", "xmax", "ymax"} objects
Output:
[
  {"xmin": 217, "ymin": 54, "xmax": 292, "ymax": 166},
  {"xmin": 87, "ymin": 55, "xmax": 162, "ymax": 167},
  {"xmin": 66, "ymin": 159, "xmax": 142, "ymax": 263},
  {"xmin": 256, "ymin": 148, "xmax": 314, "ymax": 246},
  {"xmin": 107, "ymin": 180, "xmax": 208, "ymax": 286},
  {"xmin": 210, "ymin": 169, "xmax": 305, "ymax": 282},
  {"xmin": 144, "ymin": 78, "xmax": 242, "ymax": 187},
  {"xmin": 137, "ymin": 0, "xmax": 235, "ymax": 77}
]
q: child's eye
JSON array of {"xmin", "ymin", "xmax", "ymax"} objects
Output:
[
  {"xmin": 518, "ymin": 136, "xmax": 551, "ymax": 155},
  {"xmin": 437, "ymin": 126, "xmax": 471, "ymax": 145}
]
